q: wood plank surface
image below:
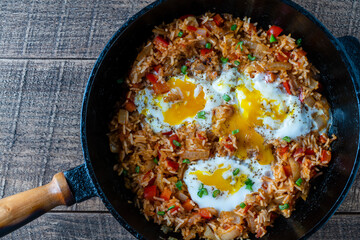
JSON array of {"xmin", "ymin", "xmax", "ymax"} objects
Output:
[
  {"xmin": 3, "ymin": 213, "xmax": 360, "ymax": 240},
  {"xmin": 0, "ymin": 0, "xmax": 359, "ymax": 239}
]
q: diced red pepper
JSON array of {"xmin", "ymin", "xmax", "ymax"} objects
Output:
[
  {"xmin": 278, "ymin": 145, "xmax": 289, "ymax": 155},
  {"xmin": 146, "ymin": 73, "xmax": 158, "ymax": 84},
  {"xmin": 170, "ymin": 205, "xmax": 180, "ymax": 213},
  {"xmin": 183, "ymin": 199, "xmax": 194, "ymax": 211},
  {"xmin": 321, "ymin": 150, "xmax": 331, "ymax": 164},
  {"xmin": 294, "ymin": 148, "xmax": 305, "ymax": 156},
  {"xmin": 142, "ymin": 170, "xmax": 155, "ymax": 186},
  {"xmin": 283, "ymin": 165, "xmax": 292, "ymax": 177},
  {"xmin": 276, "ymin": 51, "xmax": 291, "ymax": 62},
  {"xmin": 197, "ymin": 133, "xmax": 206, "ymax": 140},
  {"xmin": 199, "ymin": 208, "xmax": 212, "ymax": 219},
  {"xmin": 187, "ymin": 25, "xmax": 197, "ymax": 31},
  {"xmin": 125, "ymin": 101, "xmax": 136, "ymax": 112},
  {"xmin": 153, "ymin": 64, "xmax": 161, "ymax": 73},
  {"xmin": 166, "ymin": 159, "xmax": 179, "ymax": 171},
  {"xmin": 265, "ymin": 72, "xmax": 276, "ymax": 83},
  {"xmin": 160, "ymin": 187, "xmax": 172, "ymax": 201},
  {"xmin": 213, "ymin": 14, "xmax": 224, "ymax": 27},
  {"xmin": 200, "ymin": 48, "xmax": 212, "ymax": 56},
  {"xmin": 319, "ymin": 134, "xmax": 327, "ymax": 144},
  {"xmin": 169, "ymin": 134, "xmax": 180, "ymax": 148},
  {"xmin": 179, "ymin": 14, "xmax": 194, "ymax": 20},
  {"xmin": 144, "ymin": 185, "xmax": 157, "ymax": 201},
  {"xmin": 162, "ymin": 131, "xmax": 173, "ymax": 136},
  {"xmin": 283, "ymin": 81, "xmax": 291, "ymax": 95},
  {"xmin": 267, "ymin": 25, "xmax": 283, "ymax": 37},
  {"xmin": 305, "ymin": 149, "xmax": 315, "ymax": 155},
  {"xmin": 154, "ymin": 36, "xmax": 169, "ymax": 47},
  {"xmin": 152, "ymin": 82, "xmax": 170, "ymax": 94},
  {"xmin": 248, "ymin": 23, "xmax": 257, "ymax": 35},
  {"xmin": 224, "ymin": 143, "xmax": 235, "ymax": 151}
]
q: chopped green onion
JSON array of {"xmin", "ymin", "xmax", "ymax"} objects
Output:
[
  {"xmin": 157, "ymin": 211, "xmax": 166, "ymax": 216},
  {"xmin": 270, "ymin": 34, "xmax": 277, "ymax": 43},
  {"xmin": 135, "ymin": 166, "xmax": 140, "ymax": 173},
  {"xmin": 183, "ymin": 159, "xmax": 190, "ymax": 164},
  {"xmin": 222, "ymin": 94, "xmax": 231, "ymax": 102},
  {"xmin": 283, "ymin": 136, "xmax": 291, "ymax": 143},
  {"xmin": 234, "ymin": 60, "xmax": 240, "ymax": 66},
  {"xmin": 295, "ymin": 178, "xmax": 303, "ymax": 186},
  {"xmin": 236, "ymin": 41, "xmax": 244, "ymax": 51},
  {"xmin": 205, "ymin": 42, "xmax": 212, "ymax": 49},
  {"xmin": 178, "ymin": 31, "xmax": 184, "ymax": 37},
  {"xmin": 175, "ymin": 180, "xmax": 183, "ymax": 190},
  {"xmin": 116, "ymin": 78, "xmax": 124, "ymax": 84},
  {"xmin": 233, "ymin": 168, "xmax": 240, "ymax": 176},
  {"xmin": 296, "ymin": 38, "xmax": 302, "ymax": 46},
  {"xmin": 199, "ymin": 183, "xmax": 204, "ymax": 190},
  {"xmin": 239, "ymin": 202, "xmax": 246, "ymax": 209},
  {"xmin": 279, "ymin": 203, "xmax": 289, "ymax": 210},
  {"xmin": 245, "ymin": 178, "xmax": 254, "ymax": 191},
  {"xmin": 167, "ymin": 205, "xmax": 175, "ymax": 211},
  {"xmin": 122, "ymin": 169, "xmax": 128, "ymax": 176},
  {"xmin": 232, "ymin": 129, "xmax": 239, "ymax": 135},
  {"xmin": 154, "ymin": 157, "xmax": 158, "ymax": 164},
  {"xmin": 197, "ymin": 111, "xmax": 206, "ymax": 119},
  {"xmin": 197, "ymin": 187, "xmax": 208, "ymax": 198},
  {"xmin": 181, "ymin": 65, "xmax": 188, "ymax": 74},
  {"xmin": 248, "ymin": 54, "xmax": 256, "ymax": 61},
  {"xmin": 173, "ymin": 140, "xmax": 181, "ymax": 147},
  {"xmin": 212, "ymin": 189, "xmax": 220, "ymax": 198},
  {"xmin": 221, "ymin": 57, "xmax": 229, "ymax": 63},
  {"xmin": 231, "ymin": 24, "xmax": 237, "ymax": 31}
]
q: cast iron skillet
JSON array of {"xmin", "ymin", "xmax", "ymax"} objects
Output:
[{"xmin": 0, "ymin": 0, "xmax": 359, "ymax": 239}]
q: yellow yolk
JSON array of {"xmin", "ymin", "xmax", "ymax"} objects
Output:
[
  {"xmin": 190, "ymin": 164, "xmax": 247, "ymax": 195},
  {"xmin": 162, "ymin": 77, "xmax": 206, "ymax": 125},
  {"xmin": 221, "ymin": 84, "xmax": 288, "ymax": 165}
]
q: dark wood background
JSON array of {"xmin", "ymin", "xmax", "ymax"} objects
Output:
[{"xmin": 0, "ymin": 0, "xmax": 359, "ymax": 239}]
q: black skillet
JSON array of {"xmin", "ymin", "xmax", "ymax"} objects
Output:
[{"xmin": 0, "ymin": 0, "xmax": 359, "ymax": 239}]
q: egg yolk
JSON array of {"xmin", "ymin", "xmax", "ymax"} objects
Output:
[
  {"xmin": 221, "ymin": 83, "xmax": 288, "ymax": 165},
  {"xmin": 162, "ymin": 77, "xmax": 206, "ymax": 125},
  {"xmin": 190, "ymin": 164, "xmax": 247, "ymax": 195}
]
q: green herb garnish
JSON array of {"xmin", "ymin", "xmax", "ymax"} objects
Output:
[
  {"xmin": 234, "ymin": 60, "xmax": 240, "ymax": 66},
  {"xmin": 295, "ymin": 178, "xmax": 303, "ymax": 186},
  {"xmin": 135, "ymin": 166, "xmax": 140, "ymax": 173},
  {"xmin": 231, "ymin": 24, "xmax": 237, "ymax": 31},
  {"xmin": 248, "ymin": 54, "xmax": 256, "ymax": 61},
  {"xmin": 181, "ymin": 65, "xmax": 187, "ymax": 74},
  {"xmin": 232, "ymin": 129, "xmax": 239, "ymax": 135},
  {"xmin": 236, "ymin": 41, "xmax": 244, "ymax": 51},
  {"xmin": 167, "ymin": 205, "xmax": 175, "ymax": 211},
  {"xmin": 212, "ymin": 190, "xmax": 220, "ymax": 198},
  {"xmin": 175, "ymin": 180, "xmax": 183, "ymax": 190},
  {"xmin": 154, "ymin": 158, "xmax": 158, "ymax": 164},
  {"xmin": 239, "ymin": 202, "xmax": 246, "ymax": 209},
  {"xmin": 296, "ymin": 38, "xmax": 302, "ymax": 46},
  {"xmin": 283, "ymin": 136, "xmax": 291, "ymax": 143},
  {"xmin": 178, "ymin": 31, "xmax": 184, "ymax": 37},
  {"xmin": 221, "ymin": 57, "xmax": 229, "ymax": 63},
  {"xmin": 222, "ymin": 94, "xmax": 231, "ymax": 102},
  {"xmin": 183, "ymin": 159, "xmax": 190, "ymax": 164},
  {"xmin": 245, "ymin": 178, "xmax": 254, "ymax": 191},
  {"xmin": 173, "ymin": 140, "xmax": 181, "ymax": 147},
  {"xmin": 233, "ymin": 168, "xmax": 240, "ymax": 176},
  {"xmin": 197, "ymin": 111, "xmax": 206, "ymax": 119},
  {"xmin": 270, "ymin": 34, "xmax": 277, "ymax": 43},
  {"xmin": 157, "ymin": 211, "xmax": 166, "ymax": 216},
  {"xmin": 279, "ymin": 203, "xmax": 289, "ymax": 210},
  {"xmin": 205, "ymin": 42, "xmax": 212, "ymax": 49}
]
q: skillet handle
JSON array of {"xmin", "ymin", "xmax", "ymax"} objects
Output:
[
  {"xmin": 0, "ymin": 172, "xmax": 75, "ymax": 237},
  {"xmin": 338, "ymin": 36, "xmax": 360, "ymax": 89}
]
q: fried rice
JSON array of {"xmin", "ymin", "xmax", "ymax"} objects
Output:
[{"xmin": 108, "ymin": 13, "xmax": 336, "ymax": 239}]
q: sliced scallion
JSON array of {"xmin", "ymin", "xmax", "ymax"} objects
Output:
[
  {"xmin": 212, "ymin": 189, "xmax": 220, "ymax": 198},
  {"xmin": 295, "ymin": 178, "xmax": 303, "ymax": 186},
  {"xmin": 233, "ymin": 168, "xmax": 240, "ymax": 176},
  {"xmin": 283, "ymin": 136, "xmax": 291, "ymax": 143},
  {"xmin": 181, "ymin": 65, "xmax": 187, "ymax": 74},
  {"xmin": 222, "ymin": 94, "xmax": 231, "ymax": 102},
  {"xmin": 135, "ymin": 166, "xmax": 140, "ymax": 173},
  {"xmin": 239, "ymin": 202, "xmax": 246, "ymax": 209},
  {"xmin": 248, "ymin": 54, "xmax": 256, "ymax": 61},
  {"xmin": 279, "ymin": 203, "xmax": 289, "ymax": 210},
  {"xmin": 232, "ymin": 129, "xmax": 239, "ymax": 135},
  {"xmin": 157, "ymin": 211, "xmax": 166, "ymax": 216},
  {"xmin": 183, "ymin": 159, "xmax": 190, "ymax": 164},
  {"xmin": 296, "ymin": 38, "xmax": 302, "ymax": 46},
  {"xmin": 270, "ymin": 34, "xmax": 277, "ymax": 43},
  {"xmin": 221, "ymin": 57, "xmax": 229, "ymax": 63},
  {"xmin": 175, "ymin": 180, "xmax": 183, "ymax": 190},
  {"xmin": 234, "ymin": 60, "xmax": 240, "ymax": 66},
  {"xmin": 231, "ymin": 24, "xmax": 237, "ymax": 31},
  {"xmin": 205, "ymin": 42, "xmax": 212, "ymax": 49}
]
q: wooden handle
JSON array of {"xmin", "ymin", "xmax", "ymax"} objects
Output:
[{"xmin": 0, "ymin": 172, "xmax": 75, "ymax": 236}]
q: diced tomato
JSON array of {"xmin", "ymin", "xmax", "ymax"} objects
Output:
[
  {"xmin": 167, "ymin": 159, "xmax": 179, "ymax": 171},
  {"xmin": 283, "ymin": 165, "xmax": 292, "ymax": 177},
  {"xmin": 276, "ymin": 51, "xmax": 291, "ymax": 62},
  {"xmin": 200, "ymin": 48, "xmax": 212, "ymax": 56},
  {"xmin": 305, "ymin": 149, "xmax": 315, "ymax": 155},
  {"xmin": 162, "ymin": 131, "xmax": 173, "ymax": 136},
  {"xmin": 278, "ymin": 145, "xmax": 289, "ymax": 155},
  {"xmin": 146, "ymin": 73, "xmax": 158, "ymax": 84},
  {"xmin": 243, "ymin": 205, "xmax": 251, "ymax": 214},
  {"xmin": 142, "ymin": 170, "xmax": 155, "ymax": 186},
  {"xmin": 199, "ymin": 208, "xmax": 212, "ymax": 219},
  {"xmin": 125, "ymin": 101, "xmax": 136, "ymax": 112},
  {"xmin": 262, "ymin": 182, "xmax": 268, "ymax": 189},
  {"xmin": 160, "ymin": 187, "xmax": 172, "ymax": 201},
  {"xmin": 152, "ymin": 81, "xmax": 170, "ymax": 94},
  {"xmin": 213, "ymin": 14, "xmax": 224, "ymax": 27},
  {"xmin": 187, "ymin": 25, "xmax": 197, "ymax": 31},
  {"xmin": 183, "ymin": 199, "xmax": 194, "ymax": 211},
  {"xmin": 319, "ymin": 134, "xmax": 327, "ymax": 144},
  {"xmin": 179, "ymin": 14, "xmax": 194, "ymax": 20},
  {"xmin": 169, "ymin": 134, "xmax": 180, "ymax": 148},
  {"xmin": 154, "ymin": 36, "xmax": 169, "ymax": 47},
  {"xmin": 294, "ymin": 148, "xmax": 305, "ymax": 156},
  {"xmin": 197, "ymin": 133, "xmax": 206, "ymax": 140},
  {"xmin": 267, "ymin": 25, "xmax": 283, "ymax": 37},
  {"xmin": 153, "ymin": 64, "xmax": 161, "ymax": 73},
  {"xmin": 144, "ymin": 185, "xmax": 157, "ymax": 201},
  {"xmin": 321, "ymin": 150, "xmax": 331, "ymax": 164},
  {"xmin": 224, "ymin": 143, "xmax": 235, "ymax": 151},
  {"xmin": 248, "ymin": 23, "xmax": 257, "ymax": 35},
  {"xmin": 265, "ymin": 72, "xmax": 276, "ymax": 83},
  {"xmin": 282, "ymin": 81, "xmax": 291, "ymax": 95}
]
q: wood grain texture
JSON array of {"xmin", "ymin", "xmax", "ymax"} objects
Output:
[
  {"xmin": 0, "ymin": 0, "xmax": 358, "ymax": 59},
  {"xmin": 2, "ymin": 213, "xmax": 360, "ymax": 240}
]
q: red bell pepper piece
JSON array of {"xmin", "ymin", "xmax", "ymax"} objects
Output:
[
  {"xmin": 200, "ymin": 48, "xmax": 212, "ymax": 56},
  {"xmin": 187, "ymin": 25, "xmax": 197, "ymax": 31},
  {"xmin": 199, "ymin": 208, "xmax": 212, "ymax": 219},
  {"xmin": 213, "ymin": 14, "xmax": 224, "ymax": 27},
  {"xmin": 283, "ymin": 81, "xmax": 291, "ymax": 95},
  {"xmin": 144, "ymin": 185, "xmax": 157, "ymax": 201},
  {"xmin": 154, "ymin": 36, "xmax": 169, "ymax": 47},
  {"xmin": 167, "ymin": 159, "xmax": 179, "ymax": 171},
  {"xmin": 267, "ymin": 25, "xmax": 283, "ymax": 37}
]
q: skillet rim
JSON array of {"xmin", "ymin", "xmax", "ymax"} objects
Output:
[{"xmin": 80, "ymin": 0, "xmax": 360, "ymax": 239}]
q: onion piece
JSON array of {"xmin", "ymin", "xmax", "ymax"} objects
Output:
[
  {"xmin": 289, "ymin": 157, "xmax": 300, "ymax": 181},
  {"xmin": 203, "ymin": 225, "xmax": 217, "ymax": 240},
  {"xmin": 195, "ymin": 28, "xmax": 208, "ymax": 37},
  {"xmin": 265, "ymin": 62, "xmax": 292, "ymax": 71},
  {"xmin": 218, "ymin": 226, "xmax": 241, "ymax": 240},
  {"xmin": 117, "ymin": 109, "xmax": 128, "ymax": 124},
  {"xmin": 303, "ymin": 96, "xmax": 316, "ymax": 107}
]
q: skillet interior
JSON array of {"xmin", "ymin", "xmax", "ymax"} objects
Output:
[{"xmin": 82, "ymin": 0, "xmax": 360, "ymax": 239}]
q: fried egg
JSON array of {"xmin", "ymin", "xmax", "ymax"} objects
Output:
[
  {"xmin": 135, "ymin": 68, "xmax": 328, "ymax": 164},
  {"xmin": 183, "ymin": 156, "xmax": 272, "ymax": 212}
]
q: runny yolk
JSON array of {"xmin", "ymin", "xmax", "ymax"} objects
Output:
[
  {"xmin": 221, "ymin": 84, "xmax": 288, "ymax": 165},
  {"xmin": 162, "ymin": 77, "xmax": 206, "ymax": 125},
  {"xmin": 190, "ymin": 164, "xmax": 247, "ymax": 195}
]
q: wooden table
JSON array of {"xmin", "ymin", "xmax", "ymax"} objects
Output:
[{"xmin": 0, "ymin": 0, "xmax": 359, "ymax": 239}]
